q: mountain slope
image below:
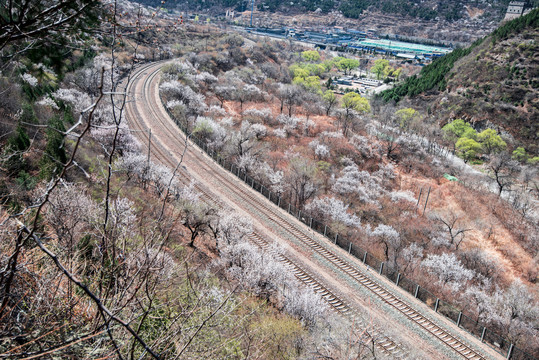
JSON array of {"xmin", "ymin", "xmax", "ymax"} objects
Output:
[
  {"xmin": 135, "ymin": 0, "xmax": 515, "ymax": 22},
  {"xmin": 382, "ymin": 8, "xmax": 539, "ymax": 154}
]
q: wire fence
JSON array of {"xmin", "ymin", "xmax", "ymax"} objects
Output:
[{"xmin": 161, "ymin": 98, "xmax": 536, "ymax": 360}]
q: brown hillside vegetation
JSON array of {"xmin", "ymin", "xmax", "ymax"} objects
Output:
[
  {"xmin": 419, "ymin": 19, "xmax": 539, "ymax": 154},
  {"xmin": 158, "ymin": 27, "xmax": 538, "ymax": 355}
]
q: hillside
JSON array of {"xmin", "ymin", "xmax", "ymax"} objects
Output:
[
  {"xmin": 136, "ymin": 0, "xmax": 519, "ymax": 21},
  {"xmin": 1, "ymin": 0, "xmax": 538, "ymax": 358},
  {"xmin": 0, "ymin": 2, "xmax": 347, "ymax": 358},
  {"xmin": 381, "ymin": 8, "xmax": 539, "ymax": 154}
]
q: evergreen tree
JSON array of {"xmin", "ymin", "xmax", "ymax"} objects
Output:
[
  {"xmin": 4, "ymin": 123, "xmax": 31, "ymax": 176},
  {"xmin": 40, "ymin": 116, "xmax": 67, "ymax": 179}
]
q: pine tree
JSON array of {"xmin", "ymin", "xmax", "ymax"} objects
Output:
[{"xmin": 40, "ymin": 116, "xmax": 67, "ymax": 179}]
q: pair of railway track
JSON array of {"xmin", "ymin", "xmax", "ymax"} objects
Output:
[{"xmin": 122, "ymin": 61, "xmax": 493, "ymax": 360}]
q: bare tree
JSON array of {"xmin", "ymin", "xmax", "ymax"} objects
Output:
[
  {"xmin": 233, "ymin": 83, "xmax": 264, "ymax": 113},
  {"xmin": 371, "ymin": 224, "xmax": 402, "ymax": 268},
  {"xmin": 488, "ymin": 152, "xmax": 520, "ymax": 196},
  {"xmin": 213, "ymin": 84, "xmax": 234, "ymax": 108},
  {"xmin": 276, "ymin": 84, "xmax": 303, "ymax": 116},
  {"xmin": 181, "ymin": 202, "xmax": 218, "ymax": 247},
  {"xmin": 432, "ymin": 212, "xmax": 471, "ymax": 250},
  {"xmin": 286, "ymin": 156, "xmax": 320, "ymax": 209},
  {"xmin": 0, "ymin": 0, "xmax": 100, "ymax": 52}
]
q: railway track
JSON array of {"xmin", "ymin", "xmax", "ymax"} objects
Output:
[
  {"xmin": 247, "ymin": 232, "xmax": 407, "ymax": 358},
  {"xmin": 122, "ymin": 61, "xmax": 406, "ymax": 358},
  {"xmin": 123, "ymin": 61, "xmax": 497, "ymax": 360}
]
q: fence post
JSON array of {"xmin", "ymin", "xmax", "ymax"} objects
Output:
[
  {"xmin": 414, "ymin": 285, "xmax": 419, "ymax": 298},
  {"xmin": 480, "ymin": 327, "xmax": 486, "ymax": 342},
  {"xmin": 251, "ymin": 178, "xmax": 254, "ymax": 187},
  {"xmin": 416, "ymin": 187, "xmax": 422, "ymax": 207},
  {"xmin": 456, "ymin": 312, "xmax": 462, "ymax": 327},
  {"xmin": 268, "ymin": 191, "xmax": 271, "ymax": 202},
  {"xmin": 348, "ymin": 242, "xmax": 352, "ymax": 253},
  {"xmin": 363, "ymin": 252, "xmax": 367, "ymax": 263},
  {"xmin": 379, "ymin": 262, "xmax": 384, "ymax": 275},
  {"xmin": 396, "ymin": 273, "xmax": 401, "ymax": 286},
  {"xmin": 434, "ymin": 298, "xmax": 439, "ymax": 312},
  {"xmin": 323, "ymin": 225, "xmax": 327, "ymax": 236},
  {"xmin": 298, "ymin": 210, "xmax": 301, "ymax": 219},
  {"xmin": 278, "ymin": 197, "xmax": 281, "ymax": 207},
  {"xmin": 334, "ymin": 234, "xmax": 338, "ymax": 244},
  {"xmin": 422, "ymin": 186, "xmax": 431, "ymax": 215},
  {"xmin": 506, "ymin": 344, "xmax": 514, "ymax": 360},
  {"xmin": 309, "ymin": 218, "xmax": 313, "ymax": 228},
  {"xmin": 288, "ymin": 204, "xmax": 291, "ymax": 214}
]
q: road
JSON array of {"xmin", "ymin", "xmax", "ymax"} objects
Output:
[{"xmin": 122, "ymin": 61, "xmax": 503, "ymax": 360}]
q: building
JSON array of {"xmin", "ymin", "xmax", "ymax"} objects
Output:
[
  {"xmin": 504, "ymin": 1, "xmax": 526, "ymax": 20},
  {"xmin": 351, "ymin": 39, "xmax": 452, "ymax": 57}
]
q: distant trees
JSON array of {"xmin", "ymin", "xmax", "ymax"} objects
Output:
[
  {"xmin": 230, "ymin": 120, "xmax": 262, "ymax": 157},
  {"xmin": 3, "ymin": 122, "xmax": 31, "ymax": 175},
  {"xmin": 512, "ymin": 147, "xmax": 528, "ymax": 162},
  {"xmin": 371, "ymin": 59, "xmax": 401, "ymax": 81},
  {"xmin": 181, "ymin": 202, "xmax": 218, "ymax": 247},
  {"xmin": 213, "ymin": 211, "xmax": 252, "ymax": 247},
  {"xmin": 456, "ymin": 137, "xmax": 482, "ymax": 163},
  {"xmin": 337, "ymin": 92, "xmax": 370, "ymax": 136},
  {"xmin": 442, "ymin": 118, "xmax": 475, "ymax": 148},
  {"xmin": 309, "ymin": 139, "xmax": 330, "ymax": 160},
  {"xmin": 160, "ymin": 80, "xmax": 208, "ymax": 125},
  {"xmin": 371, "ymin": 59, "xmax": 390, "ymax": 80},
  {"xmin": 477, "ymin": 129, "xmax": 506, "ymax": 155},
  {"xmin": 213, "ymin": 85, "xmax": 235, "ymax": 108},
  {"xmin": 334, "ymin": 57, "xmax": 359, "ymax": 75},
  {"xmin": 443, "ymin": 119, "xmax": 507, "ymax": 162},
  {"xmin": 398, "ymin": 243, "xmax": 423, "ymax": 275},
  {"xmin": 322, "ymin": 90, "xmax": 338, "ymax": 116},
  {"xmin": 484, "ymin": 280, "xmax": 539, "ymax": 345},
  {"xmin": 395, "ymin": 107, "xmax": 419, "ymax": 130},
  {"xmin": 332, "ymin": 164, "xmax": 386, "ymax": 205},
  {"xmin": 491, "ymin": 8, "xmax": 539, "ymax": 44},
  {"xmin": 379, "ymin": 45, "xmax": 479, "ymax": 102},
  {"xmin": 301, "ymin": 50, "xmax": 321, "ymax": 62},
  {"xmin": 467, "ymin": 279, "xmax": 539, "ymax": 347}
]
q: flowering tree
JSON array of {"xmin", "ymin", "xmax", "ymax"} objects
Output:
[
  {"xmin": 332, "ymin": 164, "xmax": 386, "ymax": 205},
  {"xmin": 370, "ymin": 224, "xmax": 401, "ymax": 268},
  {"xmin": 421, "ymin": 253, "xmax": 476, "ymax": 293},
  {"xmin": 305, "ymin": 197, "xmax": 361, "ymax": 229}
]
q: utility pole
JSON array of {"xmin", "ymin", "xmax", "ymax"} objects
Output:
[
  {"xmin": 147, "ymin": 129, "xmax": 152, "ymax": 166},
  {"xmin": 250, "ymin": 0, "xmax": 255, "ymax": 27}
]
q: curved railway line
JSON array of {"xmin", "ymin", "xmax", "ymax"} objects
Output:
[{"xmin": 122, "ymin": 61, "xmax": 499, "ymax": 360}]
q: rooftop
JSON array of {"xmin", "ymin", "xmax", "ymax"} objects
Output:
[{"xmin": 353, "ymin": 39, "xmax": 452, "ymax": 55}]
